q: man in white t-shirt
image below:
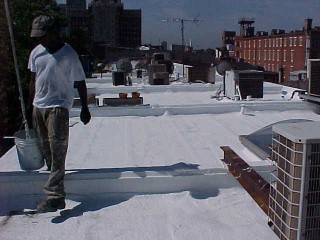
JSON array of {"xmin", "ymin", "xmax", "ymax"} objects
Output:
[{"xmin": 28, "ymin": 15, "xmax": 91, "ymax": 212}]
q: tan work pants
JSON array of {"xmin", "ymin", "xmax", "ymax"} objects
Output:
[{"xmin": 33, "ymin": 107, "xmax": 69, "ymax": 200}]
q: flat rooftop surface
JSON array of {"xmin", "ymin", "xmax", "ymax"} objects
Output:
[{"xmin": 1, "ymin": 74, "xmax": 319, "ymax": 240}]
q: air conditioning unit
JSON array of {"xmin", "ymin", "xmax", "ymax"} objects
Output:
[
  {"xmin": 269, "ymin": 121, "xmax": 320, "ymax": 240},
  {"xmin": 148, "ymin": 64, "xmax": 167, "ymax": 85},
  {"xmin": 112, "ymin": 71, "xmax": 126, "ymax": 86},
  {"xmin": 225, "ymin": 70, "xmax": 264, "ymax": 99},
  {"xmin": 308, "ymin": 59, "xmax": 320, "ymax": 96}
]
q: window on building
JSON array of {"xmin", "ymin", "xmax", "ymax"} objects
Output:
[
  {"xmin": 294, "ymin": 37, "xmax": 297, "ymax": 46},
  {"xmin": 273, "ymin": 38, "xmax": 275, "ymax": 47},
  {"xmin": 277, "ymin": 50, "xmax": 280, "ymax": 61},
  {"xmin": 264, "ymin": 50, "xmax": 267, "ymax": 60},
  {"xmin": 248, "ymin": 50, "xmax": 250, "ymax": 59},
  {"xmin": 259, "ymin": 40, "xmax": 261, "ymax": 48},
  {"xmin": 280, "ymin": 38, "xmax": 283, "ymax": 47},
  {"xmin": 269, "ymin": 50, "xmax": 271, "ymax": 60},
  {"xmin": 299, "ymin": 36, "xmax": 303, "ymax": 46},
  {"xmin": 289, "ymin": 37, "xmax": 292, "ymax": 46},
  {"xmin": 244, "ymin": 41, "xmax": 246, "ymax": 48},
  {"xmin": 258, "ymin": 50, "xmax": 261, "ymax": 60},
  {"xmin": 276, "ymin": 38, "xmax": 278, "ymax": 47},
  {"xmin": 253, "ymin": 40, "xmax": 256, "ymax": 48},
  {"xmin": 248, "ymin": 41, "xmax": 250, "ymax": 48},
  {"xmin": 272, "ymin": 50, "xmax": 275, "ymax": 61},
  {"xmin": 253, "ymin": 50, "xmax": 255, "ymax": 59},
  {"xmin": 264, "ymin": 39, "xmax": 267, "ymax": 47},
  {"xmin": 269, "ymin": 39, "xmax": 271, "ymax": 47},
  {"xmin": 284, "ymin": 38, "xmax": 287, "ymax": 47},
  {"xmin": 284, "ymin": 50, "xmax": 287, "ymax": 61},
  {"xmin": 290, "ymin": 50, "xmax": 294, "ymax": 62}
]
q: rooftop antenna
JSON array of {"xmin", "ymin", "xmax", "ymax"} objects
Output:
[{"xmin": 162, "ymin": 15, "xmax": 200, "ymax": 46}]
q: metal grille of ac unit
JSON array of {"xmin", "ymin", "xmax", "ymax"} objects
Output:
[
  {"xmin": 305, "ymin": 143, "xmax": 320, "ymax": 239},
  {"xmin": 268, "ymin": 122, "xmax": 320, "ymax": 240},
  {"xmin": 308, "ymin": 59, "xmax": 320, "ymax": 96}
]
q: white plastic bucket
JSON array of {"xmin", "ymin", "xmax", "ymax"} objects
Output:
[{"xmin": 14, "ymin": 130, "xmax": 44, "ymax": 171}]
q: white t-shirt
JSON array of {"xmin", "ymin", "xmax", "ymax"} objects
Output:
[{"xmin": 28, "ymin": 43, "xmax": 85, "ymax": 111}]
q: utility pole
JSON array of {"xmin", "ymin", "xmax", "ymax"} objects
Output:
[{"xmin": 162, "ymin": 16, "xmax": 199, "ymax": 46}]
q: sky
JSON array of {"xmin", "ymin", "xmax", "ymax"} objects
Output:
[{"xmin": 57, "ymin": 0, "xmax": 320, "ymax": 49}]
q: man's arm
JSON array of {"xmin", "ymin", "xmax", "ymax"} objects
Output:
[
  {"xmin": 29, "ymin": 72, "xmax": 36, "ymax": 108},
  {"xmin": 74, "ymin": 80, "xmax": 91, "ymax": 125}
]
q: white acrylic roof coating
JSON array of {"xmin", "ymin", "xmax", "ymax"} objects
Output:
[{"xmin": 1, "ymin": 72, "xmax": 319, "ymax": 240}]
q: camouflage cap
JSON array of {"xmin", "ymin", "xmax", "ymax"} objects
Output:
[{"xmin": 30, "ymin": 15, "xmax": 55, "ymax": 38}]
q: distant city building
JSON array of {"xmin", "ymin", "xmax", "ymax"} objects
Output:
[
  {"xmin": 233, "ymin": 19, "xmax": 320, "ymax": 82},
  {"xmin": 119, "ymin": 9, "xmax": 141, "ymax": 48},
  {"xmin": 89, "ymin": 0, "xmax": 141, "ymax": 49},
  {"xmin": 65, "ymin": 0, "xmax": 90, "ymax": 35},
  {"xmin": 66, "ymin": 0, "xmax": 86, "ymax": 10},
  {"xmin": 58, "ymin": 0, "xmax": 91, "ymax": 54},
  {"xmin": 222, "ymin": 31, "xmax": 236, "ymax": 48}
]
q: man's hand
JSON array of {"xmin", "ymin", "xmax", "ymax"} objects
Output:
[{"xmin": 80, "ymin": 106, "xmax": 91, "ymax": 125}]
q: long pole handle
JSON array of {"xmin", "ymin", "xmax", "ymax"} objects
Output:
[{"xmin": 4, "ymin": 0, "xmax": 31, "ymax": 139}]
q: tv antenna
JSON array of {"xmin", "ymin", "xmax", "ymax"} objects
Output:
[{"xmin": 162, "ymin": 15, "xmax": 200, "ymax": 46}]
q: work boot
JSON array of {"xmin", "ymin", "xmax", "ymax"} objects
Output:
[{"xmin": 37, "ymin": 198, "xmax": 65, "ymax": 213}]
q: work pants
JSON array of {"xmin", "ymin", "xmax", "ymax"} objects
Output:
[{"xmin": 33, "ymin": 107, "xmax": 69, "ymax": 200}]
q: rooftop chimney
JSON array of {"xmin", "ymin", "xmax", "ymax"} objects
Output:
[{"xmin": 304, "ymin": 18, "xmax": 313, "ymax": 32}]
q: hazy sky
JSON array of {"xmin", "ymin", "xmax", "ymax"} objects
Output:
[{"xmin": 57, "ymin": 0, "xmax": 320, "ymax": 49}]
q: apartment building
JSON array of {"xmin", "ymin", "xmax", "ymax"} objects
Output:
[
  {"xmin": 119, "ymin": 9, "xmax": 141, "ymax": 48},
  {"xmin": 234, "ymin": 19, "xmax": 320, "ymax": 82},
  {"xmin": 89, "ymin": 0, "xmax": 141, "ymax": 48},
  {"xmin": 65, "ymin": 0, "xmax": 91, "ymax": 34}
]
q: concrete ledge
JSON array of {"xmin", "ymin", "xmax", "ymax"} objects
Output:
[
  {"xmin": 0, "ymin": 166, "xmax": 236, "ymax": 215},
  {"xmin": 0, "ymin": 167, "xmax": 232, "ymax": 197},
  {"xmin": 71, "ymin": 101, "xmax": 315, "ymax": 118}
]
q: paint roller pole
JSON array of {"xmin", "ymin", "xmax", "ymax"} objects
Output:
[{"xmin": 4, "ymin": 0, "xmax": 31, "ymax": 139}]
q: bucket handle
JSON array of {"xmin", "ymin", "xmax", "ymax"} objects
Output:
[
  {"xmin": 4, "ymin": 136, "xmax": 16, "ymax": 139},
  {"xmin": 3, "ymin": 123, "xmax": 27, "ymax": 139}
]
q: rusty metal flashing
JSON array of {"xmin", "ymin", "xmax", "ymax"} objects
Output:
[{"xmin": 220, "ymin": 146, "xmax": 270, "ymax": 215}]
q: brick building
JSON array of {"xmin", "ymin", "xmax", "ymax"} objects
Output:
[{"xmin": 234, "ymin": 19, "xmax": 320, "ymax": 82}]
